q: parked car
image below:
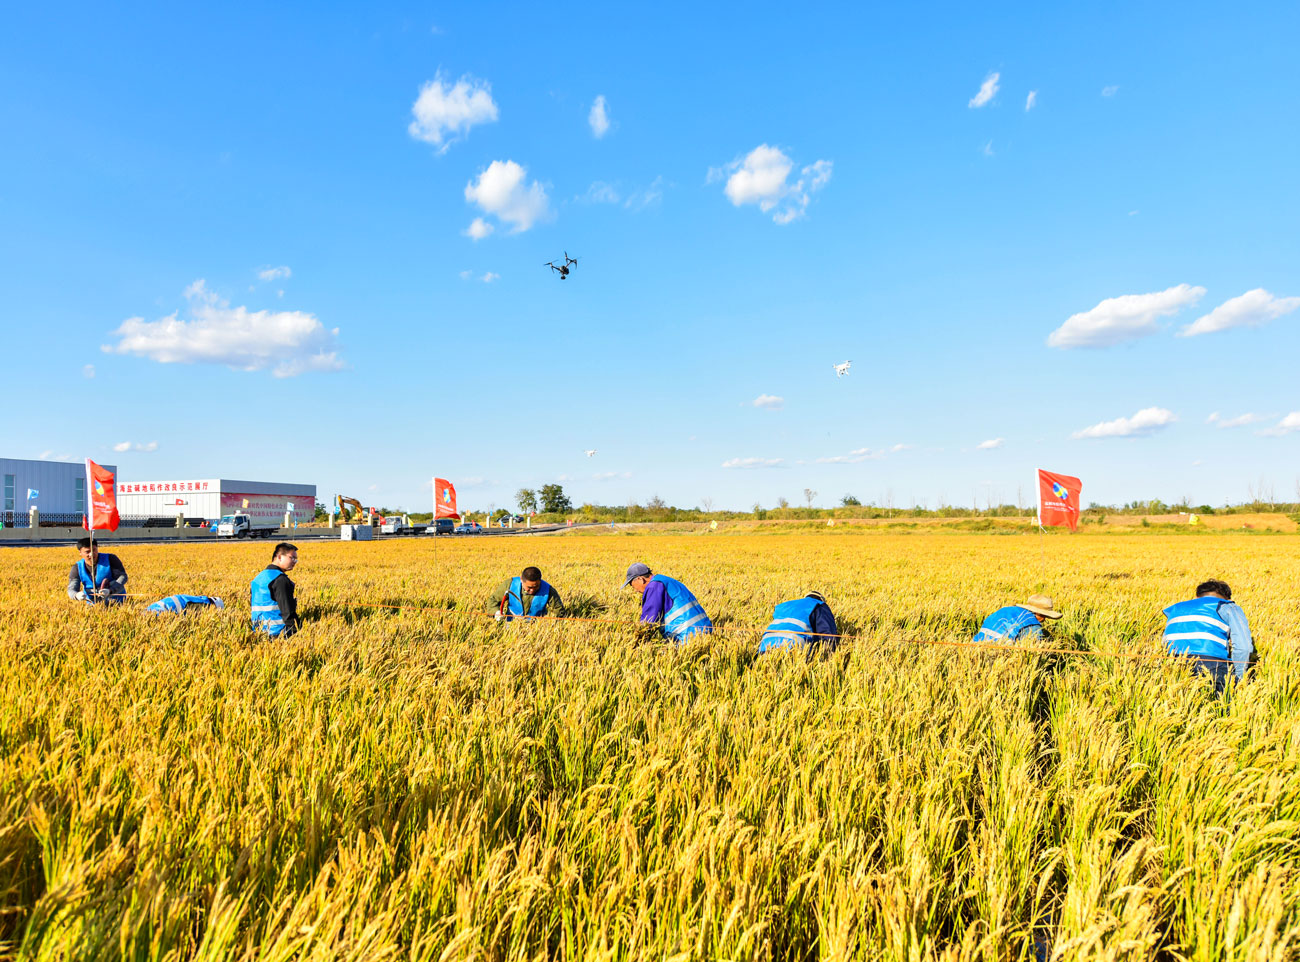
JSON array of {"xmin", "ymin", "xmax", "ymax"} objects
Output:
[
  {"xmin": 496, "ymin": 515, "xmax": 525, "ymax": 527},
  {"xmin": 424, "ymin": 518, "xmax": 456, "ymax": 535},
  {"xmin": 454, "ymin": 522, "xmax": 483, "ymax": 534}
]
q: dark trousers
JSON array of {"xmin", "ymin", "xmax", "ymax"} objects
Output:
[{"xmin": 1189, "ymin": 655, "xmax": 1234, "ymax": 694}]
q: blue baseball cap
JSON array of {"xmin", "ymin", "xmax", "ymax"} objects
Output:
[{"xmin": 623, "ymin": 562, "xmax": 651, "ymax": 587}]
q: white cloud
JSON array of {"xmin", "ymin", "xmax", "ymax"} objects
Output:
[
  {"xmin": 593, "ymin": 471, "xmax": 632, "ymax": 481},
  {"xmin": 588, "ymin": 95, "xmax": 610, "ymax": 138},
  {"xmin": 968, "ymin": 72, "xmax": 1000, "ymax": 108},
  {"xmin": 721, "ymin": 457, "xmax": 785, "ymax": 469},
  {"xmin": 458, "ymin": 270, "xmax": 473, "ymax": 280},
  {"xmin": 112, "ymin": 441, "xmax": 158, "ymax": 453},
  {"xmin": 890, "ymin": 443, "xmax": 913, "ymax": 452},
  {"xmin": 1025, "ymin": 90, "xmax": 1038, "ymax": 111},
  {"xmin": 1257, "ymin": 413, "xmax": 1300, "ymax": 437},
  {"xmin": 1047, "ymin": 284, "xmax": 1205, "ymax": 348},
  {"xmin": 976, "ymin": 438, "xmax": 1005, "ymax": 450},
  {"xmin": 480, "ymin": 272, "xmax": 499, "ymax": 283},
  {"xmin": 463, "ymin": 217, "xmax": 495, "ymax": 241},
  {"xmin": 718, "ymin": 144, "xmax": 832, "ymax": 224},
  {"xmin": 103, "ymin": 280, "xmax": 344, "ymax": 378},
  {"xmin": 464, "ymin": 160, "xmax": 550, "ymax": 234},
  {"xmin": 82, "ymin": 364, "xmax": 95, "ymax": 379},
  {"xmin": 816, "ymin": 447, "xmax": 885, "ymax": 464},
  {"xmin": 1072, "ymin": 407, "xmax": 1176, "ymax": 439},
  {"xmin": 982, "ymin": 140, "xmax": 994, "ymax": 157},
  {"xmin": 625, "ymin": 176, "xmax": 665, "ymax": 211},
  {"xmin": 1207, "ymin": 411, "xmax": 1266, "ymax": 429},
  {"xmin": 1179, "ymin": 288, "xmax": 1300, "ymax": 337},
  {"xmin": 258, "ymin": 265, "xmax": 291, "ymax": 282},
  {"xmin": 1101, "ymin": 85, "xmax": 1120, "ymax": 97},
  {"xmin": 408, "ymin": 72, "xmax": 498, "ymax": 153},
  {"xmin": 752, "ymin": 394, "xmax": 784, "ymax": 410},
  {"xmin": 581, "ymin": 181, "xmax": 621, "ymax": 204},
  {"xmin": 39, "ymin": 451, "xmax": 73, "ymax": 462}
]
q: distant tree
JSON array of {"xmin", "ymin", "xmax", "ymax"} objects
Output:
[
  {"xmin": 700, "ymin": 496, "xmax": 714, "ymax": 514},
  {"xmin": 804, "ymin": 488, "xmax": 818, "ymax": 508},
  {"xmin": 540, "ymin": 484, "xmax": 572, "ymax": 513},
  {"xmin": 516, "ymin": 488, "xmax": 538, "ymax": 513},
  {"xmin": 647, "ymin": 494, "xmax": 667, "ymax": 510},
  {"xmin": 841, "ymin": 494, "xmax": 861, "ymax": 506},
  {"xmin": 777, "ymin": 497, "xmax": 790, "ymax": 509}
]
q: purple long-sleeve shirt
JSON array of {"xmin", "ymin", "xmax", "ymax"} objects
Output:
[{"xmin": 639, "ymin": 578, "xmax": 670, "ymax": 624}]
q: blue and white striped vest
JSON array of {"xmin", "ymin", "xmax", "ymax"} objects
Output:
[
  {"xmin": 758, "ymin": 597, "xmax": 822, "ymax": 653},
  {"xmin": 1162, "ymin": 597, "xmax": 1231, "ymax": 659},
  {"xmin": 653, "ymin": 575, "xmax": 712, "ymax": 643}
]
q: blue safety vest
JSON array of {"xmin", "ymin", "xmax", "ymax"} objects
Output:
[
  {"xmin": 503, "ymin": 577, "xmax": 552, "ymax": 619},
  {"xmin": 973, "ymin": 605, "xmax": 1042, "ymax": 643},
  {"xmin": 250, "ymin": 569, "xmax": 288, "ymax": 636},
  {"xmin": 653, "ymin": 575, "xmax": 712, "ymax": 642},
  {"xmin": 76, "ymin": 554, "xmax": 124, "ymax": 604},
  {"xmin": 145, "ymin": 594, "xmax": 224, "ymax": 614},
  {"xmin": 758, "ymin": 597, "xmax": 823, "ymax": 653},
  {"xmin": 1162, "ymin": 597, "xmax": 1231, "ymax": 660}
]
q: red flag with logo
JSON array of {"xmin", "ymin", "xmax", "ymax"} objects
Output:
[
  {"xmin": 434, "ymin": 478, "xmax": 459, "ymax": 520},
  {"xmin": 1037, "ymin": 468, "xmax": 1082, "ymax": 532},
  {"xmin": 84, "ymin": 459, "xmax": 121, "ymax": 532}
]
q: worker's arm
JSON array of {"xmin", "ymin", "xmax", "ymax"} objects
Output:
[
  {"xmin": 486, "ymin": 579, "xmax": 513, "ymax": 613},
  {"xmin": 1015, "ymin": 621, "xmax": 1045, "ymax": 642},
  {"xmin": 1222, "ymin": 602, "xmax": 1254, "ymax": 681},
  {"xmin": 269, "ymin": 575, "xmax": 299, "ymax": 635},
  {"xmin": 67, "ymin": 563, "xmax": 84, "ymax": 601},
  {"xmin": 546, "ymin": 586, "xmax": 565, "ymax": 617},
  {"xmin": 809, "ymin": 603, "xmax": 839, "ymax": 641},
  {"xmin": 107, "ymin": 555, "xmax": 128, "ymax": 590},
  {"xmin": 639, "ymin": 580, "xmax": 669, "ymax": 624}
]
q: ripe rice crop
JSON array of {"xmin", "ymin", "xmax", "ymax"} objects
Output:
[{"xmin": 1, "ymin": 531, "xmax": 1297, "ymax": 960}]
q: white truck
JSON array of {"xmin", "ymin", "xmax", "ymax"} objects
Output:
[{"xmin": 215, "ymin": 513, "xmax": 281, "ymax": 539}]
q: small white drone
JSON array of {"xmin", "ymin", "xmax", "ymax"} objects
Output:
[
  {"xmin": 833, "ymin": 360, "xmax": 852, "ymax": 378},
  {"xmin": 584, "ymin": 449, "xmax": 597, "ymax": 458}
]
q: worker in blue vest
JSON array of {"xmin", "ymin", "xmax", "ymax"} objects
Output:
[
  {"xmin": 758, "ymin": 591, "xmax": 840, "ymax": 654},
  {"xmin": 66, "ymin": 537, "xmax": 128, "ymax": 604},
  {"xmin": 488, "ymin": 566, "xmax": 565, "ymax": 621},
  {"xmin": 145, "ymin": 594, "xmax": 226, "ymax": 615},
  {"xmin": 250, "ymin": 542, "xmax": 299, "ymax": 637},
  {"xmin": 973, "ymin": 593, "xmax": 1062, "ymax": 643},
  {"xmin": 624, "ymin": 562, "xmax": 712, "ymax": 643},
  {"xmin": 1162, "ymin": 579, "xmax": 1254, "ymax": 692}
]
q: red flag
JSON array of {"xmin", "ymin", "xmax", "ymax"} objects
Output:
[
  {"xmin": 434, "ymin": 478, "xmax": 460, "ymax": 520},
  {"xmin": 1037, "ymin": 468, "xmax": 1082, "ymax": 532},
  {"xmin": 85, "ymin": 459, "xmax": 121, "ymax": 532}
]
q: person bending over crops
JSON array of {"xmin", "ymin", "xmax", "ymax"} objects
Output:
[
  {"xmin": 489, "ymin": 566, "xmax": 565, "ymax": 621},
  {"xmin": 972, "ymin": 593, "xmax": 1061, "ymax": 643},
  {"xmin": 1161, "ymin": 579, "xmax": 1254, "ymax": 693},
  {"xmin": 757, "ymin": 591, "xmax": 840, "ymax": 655},
  {"xmin": 623, "ymin": 562, "xmax": 712, "ymax": 643},
  {"xmin": 67, "ymin": 537, "xmax": 127, "ymax": 604},
  {"xmin": 250, "ymin": 542, "xmax": 299, "ymax": 638}
]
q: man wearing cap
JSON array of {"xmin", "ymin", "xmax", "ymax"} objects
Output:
[
  {"xmin": 758, "ymin": 591, "xmax": 840, "ymax": 655},
  {"xmin": 488, "ymin": 565, "xmax": 565, "ymax": 621},
  {"xmin": 624, "ymin": 563, "xmax": 712, "ymax": 643},
  {"xmin": 972, "ymin": 594, "xmax": 1062, "ymax": 644},
  {"xmin": 1161, "ymin": 579, "xmax": 1254, "ymax": 693}
]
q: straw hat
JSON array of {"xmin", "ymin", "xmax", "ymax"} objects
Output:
[{"xmin": 1022, "ymin": 593, "xmax": 1062, "ymax": 619}]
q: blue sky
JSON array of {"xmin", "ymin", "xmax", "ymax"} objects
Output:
[{"xmin": 3, "ymin": 2, "xmax": 1298, "ymax": 512}]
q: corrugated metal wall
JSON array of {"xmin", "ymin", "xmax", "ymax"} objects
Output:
[{"xmin": 0, "ymin": 458, "xmax": 117, "ymax": 518}]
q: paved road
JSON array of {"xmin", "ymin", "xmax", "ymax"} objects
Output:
[{"xmin": 0, "ymin": 523, "xmax": 598, "ymax": 548}]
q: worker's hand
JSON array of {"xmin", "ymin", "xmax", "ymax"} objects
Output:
[
  {"xmin": 493, "ymin": 611, "xmax": 503, "ymax": 623},
  {"xmin": 74, "ymin": 589, "xmax": 87, "ymax": 601},
  {"xmin": 95, "ymin": 587, "xmax": 114, "ymax": 599}
]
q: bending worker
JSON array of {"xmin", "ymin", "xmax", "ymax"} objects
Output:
[
  {"xmin": 145, "ymin": 595, "xmax": 225, "ymax": 615},
  {"xmin": 623, "ymin": 562, "xmax": 712, "ymax": 642},
  {"xmin": 67, "ymin": 537, "xmax": 127, "ymax": 604},
  {"xmin": 758, "ymin": 591, "xmax": 839, "ymax": 654},
  {"xmin": 250, "ymin": 542, "xmax": 300, "ymax": 637},
  {"xmin": 489, "ymin": 565, "xmax": 565, "ymax": 620},
  {"xmin": 973, "ymin": 593, "xmax": 1062, "ymax": 643},
  {"xmin": 1162, "ymin": 579, "xmax": 1254, "ymax": 692}
]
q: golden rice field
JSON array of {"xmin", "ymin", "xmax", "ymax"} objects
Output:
[{"xmin": 2, "ymin": 530, "xmax": 1298, "ymax": 961}]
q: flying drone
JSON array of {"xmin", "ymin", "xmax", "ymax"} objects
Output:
[
  {"xmin": 833, "ymin": 360, "xmax": 852, "ymax": 378},
  {"xmin": 546, "ymin": 252, "xmax": 579, "ymax": 279}
]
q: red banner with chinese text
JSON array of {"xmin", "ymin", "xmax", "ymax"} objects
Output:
[
  {"xmin": 1037, "ymin": 469, "xmax": 1082, "ymax": 532},
  {"xmin": 435, "ymin": 478, "xmax": 459, "ymax": 519},
  {"xmin": 84, "ymin": 459, "xmax": 120, "ymax": 531}
]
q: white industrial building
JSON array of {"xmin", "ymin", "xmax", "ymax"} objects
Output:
[
  {"xmin": 116, "ymin": 478, "xmax": 317, "ymax": 525},
  {"xmin": 1, "ymin": 457, "xmax": 115, "ymax": 526}
]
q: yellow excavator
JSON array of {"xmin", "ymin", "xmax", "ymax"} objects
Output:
[{"xmin": 335, "ymin": 495, "xmax": 372, "ymax": 524}]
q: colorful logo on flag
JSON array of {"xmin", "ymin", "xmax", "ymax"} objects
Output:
[
  {"xmin": 94, "ymin": 480, "xmax": 105, "ymax": 496},
  {"xmin": 27, "ymin": 489, "xmax": 38, "ymax": 500},
  {"xmin": 442, "ymin": 488, "xmax": 451, "ymax": 503},
  {"xmin": 1052, "ymin": 482, "xmax": 1068, "ymax": 500}
]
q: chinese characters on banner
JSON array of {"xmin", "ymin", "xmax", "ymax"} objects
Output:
[
  {"xmin": 1037, "ymin": 468, "xmax": 1082, "ymax": 532},
  {"xmin": 435, "ymin": 478, "xmax": 460, "ymax": 519}
]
